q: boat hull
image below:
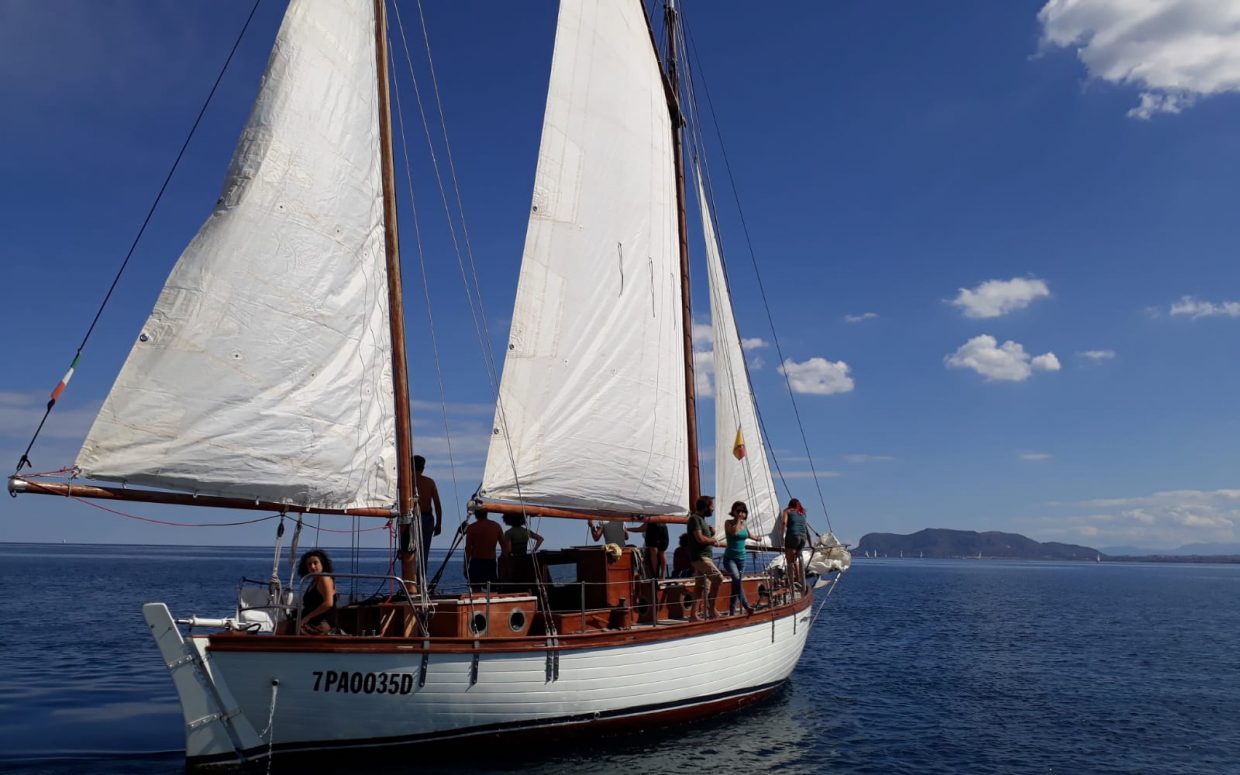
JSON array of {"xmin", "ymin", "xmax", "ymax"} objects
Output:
[{"xmin": 145, "ymin": 599, "xmax": 814, "ymax": 766}]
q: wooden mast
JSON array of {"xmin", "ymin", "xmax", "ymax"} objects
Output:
[
  {"xmin": 664, "ymin": 0, "xmax": 701, "ymax": 509},
  {"xmin": 374, "ymin": 0, "xmax": 415, "ymax": 522}
]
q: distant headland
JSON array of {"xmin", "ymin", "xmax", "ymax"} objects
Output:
[
  {"xmin": 857, "ymin": 528, "xmax": 1098, "ymax": 560},
  {"xmin": 856, "ymin": 529, "xmax": 1240, "ymax": 563}
]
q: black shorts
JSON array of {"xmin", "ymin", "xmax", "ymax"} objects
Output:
[
  {"xmin": 643, "ymin": 523, "xmax": 670, "ymax": 551},
  {"xmin": 785, "ymin": 536, "xmax": 806, "ymax": 551}
]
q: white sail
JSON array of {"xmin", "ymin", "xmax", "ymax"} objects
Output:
[
  {"xmin": 697, "ymin": 169, "xmax": 779, "ymax": 542},
  {"xmin": 76, "ymin": 1, "xmax": 397, "ymax": 510},
  {"xmin": 479, "ymin": 0, "xmax": 688, "ymax": 515}
]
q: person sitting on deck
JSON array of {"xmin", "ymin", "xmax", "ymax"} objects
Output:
[
  {"xmin": 500, "ymin": 512, "xmax": 544, "ymax": 588},
  {"xmin": 722, "ymin": 501, "xmax": 756, "ymax": 616},
  {"xmin": 671, "ymin": 532, "xmax": 694, "ymax": 578},
  {"xmin": 295, "ymin": 549, "xmax": 336, "ymax": 635},
  {"xmin": 588, "ymin": 518, "xmax": 628, "ymax": 547},
  {"xmin": 464, "ymin": 510, "xmax": 504, "ymax": 592},
  {"xmin": 685, "ymin": 495, "xmax": 724, "ymax": 620}
]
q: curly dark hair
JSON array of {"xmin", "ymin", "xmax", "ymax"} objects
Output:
[
  {"xmin": 502, "ymin": 512, "xmax": 526, "ymax": 527},
  {"xmin": 297, "ymin": 549, "xmax": 334, "ymax": 577}
]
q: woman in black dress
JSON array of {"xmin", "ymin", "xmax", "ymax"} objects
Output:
[{"xmin": 296, "ymin": 549, "xmax": 336, "ymax": 634}]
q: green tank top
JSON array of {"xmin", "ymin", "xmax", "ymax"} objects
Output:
[{"xmin": 724, "ymin": 524, "xmax": 749, "ymax": 562}]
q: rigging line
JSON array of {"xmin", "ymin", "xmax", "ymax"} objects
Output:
[
  {"xmin": 676, "ymin": 25, "xmax": 774, "ymax": 528},
  {"xmin": 386, "ymin": 25, "xmax": 464, "ymax": 529},
  {"xmin": 680, "ymin": 12, "xmax": 834, "ymax": 532},
  {"xmin": 401, "ymin": 0, "xmax": 533, "ymax": 534},
  {"xmin": 13, "ymin": 0, "xmax": 263, "ymax": 476}
]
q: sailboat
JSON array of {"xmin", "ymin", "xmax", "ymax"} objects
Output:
[{"xmin": 9, "ymin": 0, "xmax": 848, "ymax": 767}]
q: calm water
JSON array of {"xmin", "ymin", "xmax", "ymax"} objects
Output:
[{"xmin": 1, "ymin": 544, "xmax": 1238, "ymax": 774}]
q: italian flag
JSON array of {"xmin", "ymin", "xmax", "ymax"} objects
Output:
[{"xmin": 49, "ymin": 355, "xmax": 79, "ymax": 407}]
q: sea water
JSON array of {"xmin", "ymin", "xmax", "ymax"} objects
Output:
[{"xmin": 1, "ymin": 544, "xmax": 1237, "ymax": 774}]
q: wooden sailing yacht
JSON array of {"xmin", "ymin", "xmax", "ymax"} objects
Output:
[{"xmin": 9, "ymin": 0, "xmax": 848, "ymax": 766}]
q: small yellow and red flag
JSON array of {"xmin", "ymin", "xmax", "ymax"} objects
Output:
[{"xmin": 732, "ymin": 428, "xmax": 746, "ymax": 460}]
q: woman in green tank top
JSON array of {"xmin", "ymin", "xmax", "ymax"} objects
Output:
[{"xmin": 722, "ymin": 501, "xmax": 755, "ymax": 615}]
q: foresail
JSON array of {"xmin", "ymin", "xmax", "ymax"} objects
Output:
[
  {"xmin": 480, "ymin": 0, "xmax": 688, "ymax": 515},
  {"xmin": 76, "ymin": 1, "xmax": 397, "ymax": 510},
  {"xmin": 697, "ymin": 169, "xmax": 779, "ymax": 541}
]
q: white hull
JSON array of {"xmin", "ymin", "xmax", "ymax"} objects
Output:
[{"xmin": 145, "ymin": 600, "xmax": 814, "ymax": 766}]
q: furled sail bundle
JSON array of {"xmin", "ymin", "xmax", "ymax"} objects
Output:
[
  {"xmin": 76, "ymin": 1, "xmax": 397, "ymax": 511},
  {"xmin": 697, "ymin": 169, "xmax": 779, "ymax": 541},
  {"xmin": 480, "ymin": 0, "xmax": 688, "ymax": 515}
]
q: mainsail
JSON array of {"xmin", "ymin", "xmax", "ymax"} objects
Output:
[
  {"xmin": 479, "ymin": 0, "xmax": 688, "ymax": 515},
  {"xmin": 76, "ymin": 1, "xmax": 397, "ymax": 511},
  {"xmin": 697, "ymin": 168, "xmax": 779, "ymax": 541}
]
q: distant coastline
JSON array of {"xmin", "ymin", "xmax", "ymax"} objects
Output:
[{"xmin": 855, "ymin": 528, "xmax": 1240, "ymax": 563}]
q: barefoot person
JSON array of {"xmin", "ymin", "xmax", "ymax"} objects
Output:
[
  {"xmin": 685, "ymin": 496, "xmax": 723, "ymax": 619},
  {"xmin": 779, "ymin": 498, "xmax": 810, "ymax": 587}
]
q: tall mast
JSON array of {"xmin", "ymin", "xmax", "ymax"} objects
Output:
[
  {"xmin": 375, "ymin": 0, "xmax": 415, "ymax": 519},
  {"xmin": 664, "ymin": 0, "xmax": 701, "ymax": 509}
]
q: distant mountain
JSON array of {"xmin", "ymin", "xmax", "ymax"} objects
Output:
[{"xmin": 857, "ymin": 528, "xmax": 1099, "ymax": 560}]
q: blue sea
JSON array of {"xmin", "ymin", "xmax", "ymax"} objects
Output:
[{"xmin": 1, "ymin": 544, "xmax": 1238, "ymax": 774}]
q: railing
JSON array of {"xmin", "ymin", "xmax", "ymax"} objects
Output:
[{"xmin": 294, "ymin": 572, "xmax": 423, "ymax": 636}]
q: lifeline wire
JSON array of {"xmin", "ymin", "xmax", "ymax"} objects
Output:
[
  {"xmin": 679, "ymin": 10, "xmax": 835, "ymax": 533},
  {"xmin": 13, "ymin": 0, "xmax": 263, "ymax": 475}
]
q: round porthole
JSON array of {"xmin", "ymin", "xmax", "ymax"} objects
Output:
[
  {"xmin": 757, "ymin": 584, "xmax": 770, "ymax": 600},
  {"xmin": 508, "ymin": 609, "xmax": 527, "ymax": 632},
  {"xmin": 470, "ymin": 612, "xmax": 488, "ymax": 635}
]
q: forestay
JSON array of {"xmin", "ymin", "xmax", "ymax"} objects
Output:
[
  {"xmin": 697, "ymin": 169, "xmax": 778, "ymax": 541},
  {"xmin": 480, "ymin": 0, "xmax": 688, "ymax": 515},
  {"xmin": 76, "ymin": 1, "xmax": 398, "ymax": 510}
]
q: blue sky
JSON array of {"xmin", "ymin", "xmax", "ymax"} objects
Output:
[{"xmin": 2, "ymin": 0, "xmax": 1239, "ymax": 552}]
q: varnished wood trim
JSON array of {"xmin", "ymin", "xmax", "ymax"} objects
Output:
[{"xmin": 205, "ymin": 594, "xmax": 813, "ymax": 655}]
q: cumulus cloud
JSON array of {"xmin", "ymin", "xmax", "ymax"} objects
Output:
[
  {"xmin": 845, "ymin": 312, "xmax": 878, "ymax": 323},
  {"xmin": 944, "ymin": 335, "xmax": 1061, "ymax": 382},
  {"xmin": 1038, "ymin": 0, "xmax": 1240, "ymax": 118},
  {"xmin": 1169, "ymin": 296, "xmax": 1240, "ymax": 318},
  {"xmin": 1020, "ymin": 451, "xmax": 1053, "ymax": 461},
  {"xmin": 1078, "ymin": 349, "xmax": 1117, "ymax": 361},
  {"xmin": 950, "ymin": 277, "xmax": 1050, "ymax": 319},
  {"xmin": 778, "ymin": 357, "xmax": 855, "ymax": 395},
  {"xmin": 1031, "ymin": 489, "xmax": 1240, "ymax": 548},
  {"xmin": 692, "ymin": 324, "xmax": 770, "ymax": 395}
]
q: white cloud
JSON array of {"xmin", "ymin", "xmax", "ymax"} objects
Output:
[
  {"xmin": 845, "ymin": 312, "xmax": 878, "ymax": 323},
  {"xmin": 950, "ymin": 277, "xmax": 1050, "ymax": 318},
  {"xmin": 1078, "ymin": 349, "xmax": 1117, "ymax": 360},
  {"xmin": 778, "ymin": 357, "xmax": 855, "ymax": 395},
  {"xmin": 1031, "ymin": 352, "xmax": 1062, "ymax": 372},
  {"xmin": 944, "ymin": 335, "xmax": 1060, "ymax": 382},
  {"xmin": 1169, "ymin": 295, "xmax": 1240, "ymax": 318},
  {"xmin": 1020, "ymin": 451, "xmax": 1053, "ymax": 461},
  {"xmin": 1030, "ymin": 489, "xmax": 1240, "ymax": 548},
  {"xmin": 692, "ymin": 322, "xmax": 713, "ymax": 346},
  {"xmin": 741, "ymin": 337, "xmax": 768, "ymax": 350},
  {"xmin": 843, "ymin": 453, "xmax": 895, "ymax": 463},
  {"xmin": 693, "ymin": 350, "xmax": 714, "ymax": 399},
  {"xmin": 1038, "ymin": 0, "xmax": 1240, "ymax": 119}
]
